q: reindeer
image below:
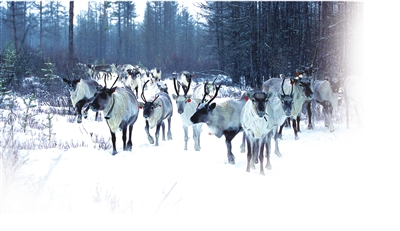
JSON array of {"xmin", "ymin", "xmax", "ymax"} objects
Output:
[
  {"xmin": 263, "ymin": 75, "xmax": 313, "ymax": 140},
  {"xmin": 190, "ymin": 83, "xmax": 247, "ymax": 164},
  {"xmin": 139, "ymin": 80, "xmax": 173, "ymax": 146},
  {"xmin": 125, "ymin": 67, "xmax": 142, "ymax": 98},
  {"xmin": 192, "ymin": 77, "xmax": 218, "ymax": 103},
  {"xmin": 310, "ymin": 79, "xmax": 338, "ymax": 132},
  {"xmin": 87, "ymin": 76, "xmax": 139, "ymax": 155},
  {"xmin": 172, "ymin": 77, "xmax": 203, "ymax": 151},
  {"xmin": 150, "ymin": 67, "xmax": 162, "ymax": 81},
  {"xmin": 176, "ymin": 71, "xmax": 194, "ymax": 94},
  {"xmin": 240, "ymin": 91, "xmax": 274, "ymax": 175},
  {"xmin": 87, "ymin": 64, "xmax": 116, "ymax": 80},
  {"xmin": 62, "ymin": 77, "xmax": 101, "ymax": 123}
]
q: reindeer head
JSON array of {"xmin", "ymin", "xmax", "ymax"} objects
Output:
[
  {"xmin": 89, "ymin": 76, "xmax": 120, "ymax": 113},
  {"xmin": 190, "ymin": 83, "xmax": 221, "ymax": 124},
  {"xmin": 280, "ymin": 77, "xmax": 294, "ymax": 117},
  {"xmin": 172, "ymin": 77, "xmax": 192, "ymax": 114},
  {"xmin": 139, "ymin": 80, "xmax": 161, "ymax": 119},
  {"xmin": 249, "ymin": 91, "xmax": 270, "ymax": 118}
]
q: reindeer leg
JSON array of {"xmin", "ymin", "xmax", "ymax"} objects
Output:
[
  {"xmin": 292, "ymin": 118, "xmax": 299, "ymax": 140},
  {"xmin": 240, "ymin": 132, "xmax": 246, "ymax": 153},
  {"xmin": 278, "ymin": 123, "xmax": 285, "ymax": 139},
  {"xmin": 264, "ymin": 137, "xmax": 272, "ymax": 170},
  {"xmin": 253, "ymin": 140, "xmax": 259, "ymax": 165},
  {"xmin": 273, "ymin": 128, "xmax": 282, "ymax": 157},
  {"xmin": 110, "ymin": 131, "xmax": 117, "ymax": 155},
  {"xmin": 183, "ymin": 125, "xmax": 189, "ymax": 150},
  {"xmin": 161, "ymin": 121, "xmax": 166, "ymax": 141},
  {"xmin": 126, "ymin": 124, "xmax": 133, "ymax": 151},
  {"xmin": 306, "ymin": 101, "xmax": 313, "ymax": 130},
  {"xmin": 224, "ymin": 130, "xmax": 238, "ymax": 165},
  {"xmin": 75, "ymin": 99, "xmax": 86, "ymax": 123},
  {"xmin": 296, "ymin": 115, "xmax": 301, "ymax": 133},
  {"xmin": 145, "ymin": 121, "xmax": 154, "ymax": 144},
  {"xmin": 245, "ymin": 136, "xmax": 252, "ymax": 172},
  {"xmin": 259, "ymin": 139, "xmax": 265, "ymax": 175},
  {"xmin": 122, "ymin": 126, "xmax": 127, "ymax": 151},
  {"xmin": 193, "ymin": 124, "xmax": 201, "ymax": 151},
  {"xmin": 155, "ymin": 123, "xmax": 161, "ymax": 146},
  {"xmin": 167, "ymin": 117, "xmax": 172, "ymax": 140}
]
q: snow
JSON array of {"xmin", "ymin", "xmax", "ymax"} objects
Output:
[{"xmin": 1, "ymin": 79, "xmax": 399, "ymax": 231}]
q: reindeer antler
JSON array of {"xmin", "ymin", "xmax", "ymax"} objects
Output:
[
  {"xmin": 207, "ymin": 83, "xmax": 221, "ymax": 105},
  {"xmin": 201, "ymin": 81, "xmax": 209, "ymax": 103},
  {"xmin": 281, "ymin": 77, "xmax": 286, "ymax": 96},
  {"xmin": 184, "ymin": 76, "xmax": 191, "ymax": 96},
  {"xmin": 173, "ymin": 78, "xmax": 180, "ymax": 95},
  {"xmin": 141, "ymin": 80, "xmax": 149, "ymax": 102},
  {"xmin": 110, "ymin": 75, "xmax": 120, "ymax": 88}
]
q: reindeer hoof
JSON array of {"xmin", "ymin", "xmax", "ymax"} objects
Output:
[
  {"xmin": 77, "ymin": 115, "xmax": 82, "ymax": 123},
  {"xmin": 112, "ymin": 150, "xmax": 118, "ymax": 155},
  {"xmin": 124, "ymin": 146, "xmax": 132, "ymax": 151},
  {"xmin": 265, "ymin": 164, "xmax": 272, "ymax": 170},
  {"xmin": 228, "ymin": 157, "xmax": 235, "ymax": 165}
]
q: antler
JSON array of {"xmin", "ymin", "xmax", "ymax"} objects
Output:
[
  {"xmin": 201, "ymin": 81, "xmax": 209, "ymax": 103},
  {"xmin": 173, "ymin": 78, "xmax": 180, "ymax": 95},
  {"xmin": 152, "ymin": 94, "xmax": 160, "ymax": 103},
  {"xmin": 110, "ymin": 75, "xmax": 120, "ymax": 88},
  {"xmin": 184, "ymin": 76, "xmax": 192, "ymax": 96},
  {"xmin": 207, "ymin": 83, "xmax": 221, "ymax": 105},
  {"xmin": 141, "ymin": 80, "xmax": 149, "ymax": 102},
  {"xmin": 281, "ymin": 77, "xmax": 286, "ymax": 96}
]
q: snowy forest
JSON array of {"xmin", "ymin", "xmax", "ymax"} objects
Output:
[{"xmin": 0, "ymin": 1, "xmax": 363, "ymax": 96}]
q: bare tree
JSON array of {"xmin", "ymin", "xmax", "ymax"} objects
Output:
[{"xmin": 68, "ymin": 1, "xmax": 74, "ymax": 61}]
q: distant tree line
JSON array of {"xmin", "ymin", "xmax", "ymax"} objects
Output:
[{"xmin": 0, "ymin": 1, "xmax": 363, "ymax": 95}]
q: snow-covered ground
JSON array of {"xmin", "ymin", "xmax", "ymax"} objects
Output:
[{"xmin": 1, "ymin": 78, "xmax": 398, "ymax": 231}]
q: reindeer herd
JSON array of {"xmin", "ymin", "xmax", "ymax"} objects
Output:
[{"xmin": 62, "ymin": 60, "xmax": 363, "ymax": 175}]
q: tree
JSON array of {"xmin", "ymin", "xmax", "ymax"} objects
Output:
[{"xmin": 68, "ymin": 1, "xmax": 74, "ymax": 61}]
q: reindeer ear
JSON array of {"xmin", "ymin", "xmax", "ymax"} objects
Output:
[
  {"xmin": 138, "ymin": 102, "xmax": 144, "ymax": 109},
  {"xmin": 244, "ymin": 92, "xmax": 251, "ymax": 101},
  {"xmin": 107, "ymin": 87, "xmax": 117, "ymax": 95},
  {"xmin": 210, "ymin": 102, "xmax": 216, "ymax": 110}
]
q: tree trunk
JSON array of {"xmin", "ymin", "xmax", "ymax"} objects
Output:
[
  {"xmin": 39, "ymin": 1, "xmax": 43, "ymax": 51},
  {"xmin": 69, "ymin": 1, "xmax": 74, "ymax": 61},
  {"xmin": 11, "ymin": 1, "xmax": 18, "ymax": 52}
]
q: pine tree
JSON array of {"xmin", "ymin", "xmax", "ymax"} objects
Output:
[
  {"xmin": 0, "ymin": 43, "xmax": 18, "ymax": 86},
  {"xmin": 21, "ymin": 93, "xmax": 37, "ymax": 133}
]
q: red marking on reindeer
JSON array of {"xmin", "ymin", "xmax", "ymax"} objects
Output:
[
  {"xmin": 245, "ymin": 96, "xmax": 249, "ymax": 101},
  {"xmin": 187, "ymin": 98, "xmax": 192, "ymax": 103}
]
